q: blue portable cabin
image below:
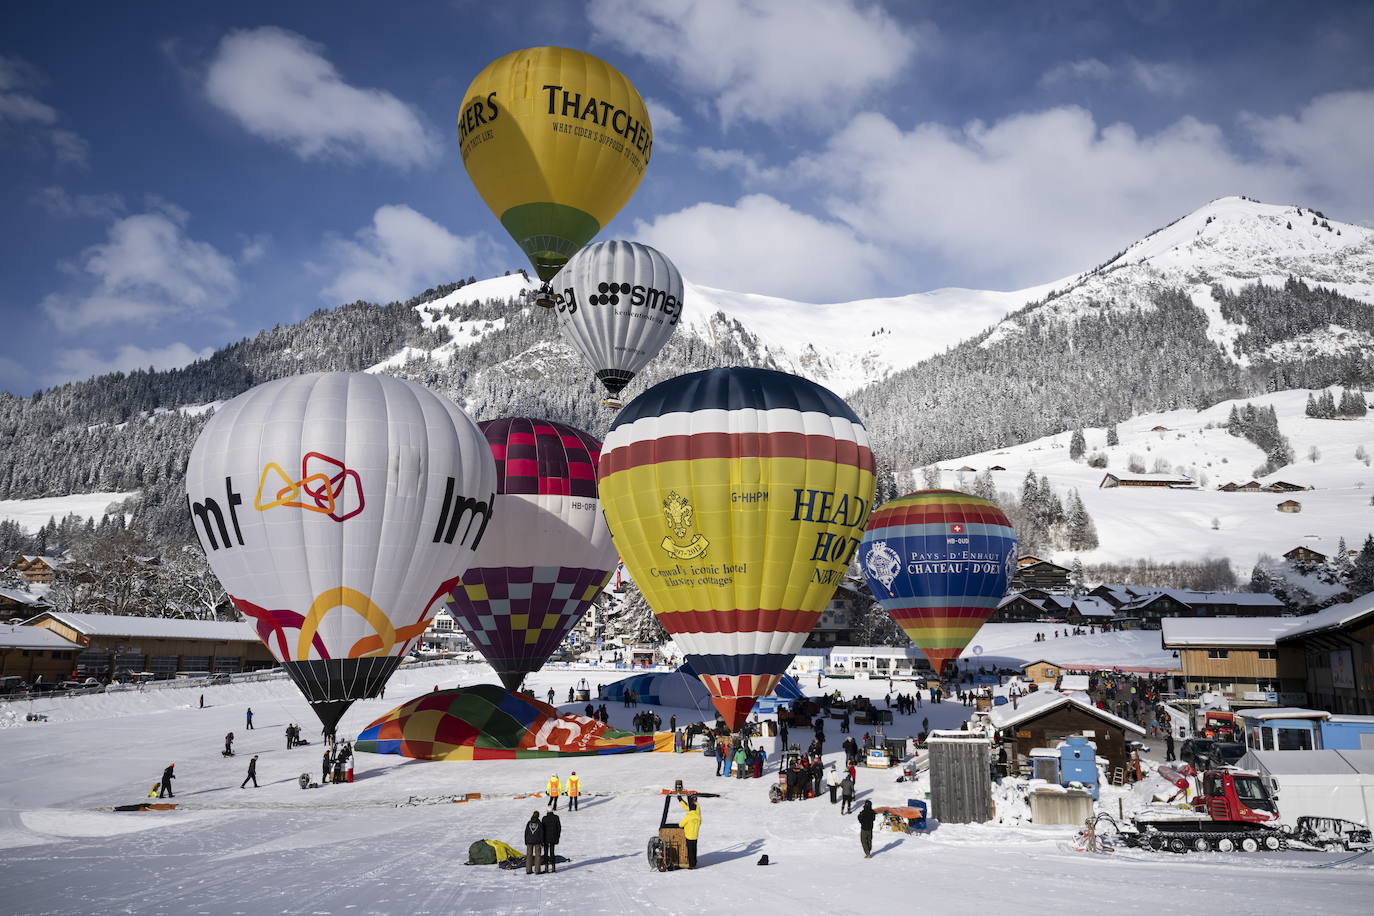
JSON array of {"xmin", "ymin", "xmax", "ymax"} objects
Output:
[
  {"xmin": 1058, "ymin": 735, "xmax": 1100, "ymax": 800},
  {"xmin": 1319, "ymin": 715, "xmax": 1374, "ymax": 750}
]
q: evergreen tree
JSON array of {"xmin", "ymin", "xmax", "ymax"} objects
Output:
[
  {"xmin": 1106, "ymin": 424, "xmax": 1119, "ymax": 447},
  {"xmin": 1069, "ymin": 428, "xmax": 1086, "ymax": 460},
  {"xmin": 1350, "ymin": 535, "xmax": 1374, "ymax": 597}
]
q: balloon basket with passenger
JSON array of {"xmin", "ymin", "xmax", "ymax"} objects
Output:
[{"xmin": 647, "ymin": 789, "xmax": 695, "ymax": 872}]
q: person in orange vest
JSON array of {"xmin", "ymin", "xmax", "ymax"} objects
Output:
[
  {"xmin": 546, "ymin": 773, "xmax": 561, "ymax": 810},
  {"xmin": 567, "ymin": 771, "xmax": 580, "ymax": 811}
]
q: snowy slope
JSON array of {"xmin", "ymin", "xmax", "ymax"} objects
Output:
[
  {"xmin": 0, "ymin": 492, "xmax": 137, "ymax": 535},
  {"xmin": 938, "ymin": 388, "xmax": 1374, "ymax": 572},
  {"xmin": 2, "ymin": 661, "xmax": 1369, "ymax": 915}
]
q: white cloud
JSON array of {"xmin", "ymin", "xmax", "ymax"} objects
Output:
[
  {"xmin": 50, "ymin": 342, "xmax": 214, "ymax": 385},
  {"xmin": 0, "ymin": 54, "xmax": 89, "ymax": 168},
  {"xmin": 644, "ymin": 97, "xmax": 684, "ymax": 135},
  {"xmin": 793, "ymin": 106, "xmax": 1315, "ymax": 287},
  {"xmin": 322, "ymin": 205, "xmax": 481, "ymax": 304},
  {"xmin": 238, "ymin": 234, "xmax": 270, "ymax": 264},
  {"xmin": 1039, "ymin": 58, "xmax": 1112, "ymax": 87},
  {"xmin": 33, "ymin": 186, "xmax": 125, "ymax": 220},
  {"xmin": 632, "ymin": 193, "xmax": 888, "ymax": 300},
  {"xmin": 587, "ymin": 0, "xmax": 918, "ymax": 128},
  {"xmin": 1039, "ymin": 57, "xmax": 1191, "ymax": 96},
  {"xmin": 204, "ymin": 26, "xmax": 440, "ymax": 168},
  {"xmin": 1243, "ymin": 90, "xmax": 1374, "ymax": 211},
  {"xmin": 1127, "ymin": 59, "xmax": 1192, "ymax": 95},
  {"xmin": 41, "ymin": 208, "xmax": 239, "ymax": 329},
  {"xmin": 694, "ymin": 146, "xmax": 783, "ymax": 184}
]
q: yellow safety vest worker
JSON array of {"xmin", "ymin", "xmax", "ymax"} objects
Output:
[
  {"xmin": 568, "ymin": 774, "xmax": 580, "ymax": 797},
  {"xmin": 547, "ymin": 775, "xmax": 561, "ymax": 797}
]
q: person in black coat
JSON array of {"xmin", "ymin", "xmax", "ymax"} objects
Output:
[
  {"xmin": 524, "ymin": 811, "xmax": 546, "ymax": 874},
  {"xmin": 158, "ymin": 763, "xmax": 175, "ymax": 798},
  {"xmin": 541, "ymin": 810, "xmax": 562, "ymax": 872},
  {"xmin": 241, "ymin": 755, "xmax": 259, "ymax": 788},
  {"xmin": 322, "ymin": 749, "xmax": 333, "ymax": 785},
  {"xmin": 856, "ymin": 800, "xmax": 876, "ymax": 857}
]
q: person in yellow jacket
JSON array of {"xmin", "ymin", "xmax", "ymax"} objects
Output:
[
  {"xmin": 678, "ymin": 796, "xmax": 701, "ymax": 869},
  {"xmin": 546, "ymin": 774, "xmax": 561, "ymax": 810},
  {"xmin": 567, "ymin": 771, "xmax": 581, "ymax": 811}
]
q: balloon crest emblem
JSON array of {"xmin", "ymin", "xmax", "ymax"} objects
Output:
[
  {"xmin": 254, "ymin": 452, "xmax": 364, "ymax": 523},
  {"xmin": 863, "ymin": 540, "xmax": 901, "ymax": 593},
  {"xmin": 660, "ymin": 490, "xmax": 709, "ymax": 560}
]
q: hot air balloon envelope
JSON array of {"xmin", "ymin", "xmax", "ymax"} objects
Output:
[
  {"xmin": 446, "ymin": 418, "xmax": 617, "ymax": 691},
  {"xmin": 459, "ymin": 47, "xmax": 652, "ymax": 281},
  {"xmin": 598, "ymin": 367, "xmax": 875, "ymax": 730},
  {"xmin": 185, "ymin": 373, "xmax": 496, "ymax": 732},
  {"xmin": 554, "ymin": 240, "xmax": 682, "ymax": 399},
  {"xmin": 858, "ymin": 490, "xmax": 1018, "ymax": 675}
]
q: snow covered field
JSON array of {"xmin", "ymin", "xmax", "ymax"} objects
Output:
[
  {"xmin": 955, "ymin": 623, "xmax": 1176, "ymax": 670},
  {"xmin": 2, "ymin": 658, "xmax": 1370, "ymax": 915},
  {"xmin": 0, "ymin": 492, "xmax": 137, "ymax": 535}
]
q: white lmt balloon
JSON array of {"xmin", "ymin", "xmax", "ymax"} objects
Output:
[
  {"xmin": 184, "ymin": 372, "xmax": 496, "ymax": 732},
  {"xmin": 552, "ymin": 240, "xmax": 683, "ymax": 406}
]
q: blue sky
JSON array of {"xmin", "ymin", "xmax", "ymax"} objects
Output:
[{"xmin": 2, "ymin": 0, "xmax": 1372, "ymax": 395}]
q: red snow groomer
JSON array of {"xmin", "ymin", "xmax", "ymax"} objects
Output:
[{"xmin": 1117, "ymin": 768, "xmax": 1284, "ymax": 853}]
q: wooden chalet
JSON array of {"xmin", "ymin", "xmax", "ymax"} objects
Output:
[
  {"xmin": 1218, "ymin": 481, "xmax": 1239, "ymax": 492},
  {"xmin": 23, "ymin": 612, "xmax": 276, "ymax": 679},
  {"xmin": 1284, "ymin": 546, "xmax": 1328, "ymax": 565},
  {"xmin": 994, "ymin": 594, "xmax": 1049, "ymax": 623},
  {"xmin": 988, "ymin": 465, "xmax": 1007, "ymax": 471},
  {"xmin": 988, "ymin": 690, "xmax": 1146, "ymax": 775},
  {"xmin": 1237, "ymin": 480, "xmax": 1264, "ymax": 492},
  {"xmin": 1265, "ymin": 481, "xmax": 1308, "ymax": 493},
  {"xmin": 1011, "ymin": 559, "xmax": 1071, "ymax": 593},
  {"xmin": 7, "ymin": 556, "xmax": 67, "ymax": 586},
  {"xmin": 0, "ymin": 624, "xmax": 83, "ymax": 681},
  {"xmin": 1277, "ymin": 593, "xmax": 1374, "ymax": 716},
  {"xmin": 1276, "ymin": 499, "xmax": 1302, "ymax": 513}
]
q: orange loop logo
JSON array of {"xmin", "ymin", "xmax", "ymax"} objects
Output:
[{"xmin": 255, "ymin": 452, "xmax": 364, "ymax": 522}]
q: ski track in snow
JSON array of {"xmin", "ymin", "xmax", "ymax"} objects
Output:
[{"xmin": 1, "ymin": 660, "xmax": 1370, "ymax": 914}]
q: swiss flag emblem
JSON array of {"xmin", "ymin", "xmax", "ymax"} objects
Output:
[{"xmin": 950, "ymin": 523, "xmax": 964, "ymax": 534}]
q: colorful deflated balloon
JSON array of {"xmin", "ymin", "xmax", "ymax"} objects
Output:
[
  {"xmin": 598, "ymin": 367, "xmax": 876, "ymax": 730},
  {"xmin": 459, "ymin": 47, "xmax": 653, "ymax": 282},
  {"xmin": 184, "ymin": 373, "xmax": 496, "ymax": 732},
  {"xmin": 554, "ymin": 240, "xmax": 682, "ymax": 404},
  {"xmin": 858, "ymin": 490, "xmax": 1018, "ymax": 675},
  {"xmin": 445, "ymin": 418, "xmax": 618, "ymax": 691}
]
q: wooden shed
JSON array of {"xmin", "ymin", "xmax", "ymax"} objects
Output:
[
  {"xmin": 0, "ymin": 624, "xmax": 83, "ymax": 681},
  {"xmin": 1276, "ymin": 499, "xmax": 1302, "ymax": 513},
  {"xmin": 1020, "ymin": 659, "xmax": 1068, "ymax": 686},
  {"xmin": 987, "ymin": 690, "xmax": 1145, "ymax": 775},
  {"xmin": 23, "ymin": 612, "xmax": 276, "ymax": 679}
]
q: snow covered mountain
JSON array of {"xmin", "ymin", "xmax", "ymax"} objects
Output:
[{"xmin": 2, "ymin": 196, "xmax": 1372, "ymax": 561}]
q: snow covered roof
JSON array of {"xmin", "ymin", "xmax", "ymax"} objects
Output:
[
  {"xmin": 1278, "ymin": 592, "xmax": 1374, "ymax": 641},
  {"xmin": 1059, "ymin": 674, "xmax": 1091, "ymax": 691},
  {"xmin": 1326, "ymin": 715, "xmax": 1374, "ymax": 725},
  {"xmin": 24, "ymin": 612, "xmax": 257, "ymax": 642},
  {"xmin": 1157, "ymin": 589, "xmax": 1286, "ymax": 608},
  {"xmin": 1236, "ymin": 708, "xmax": 1329, "ymax": 721},
  {"xmin": 1101, "ymin": 472, "xmax": 1195, "ymax": 483},
  {"xmin": 987, "ymin": 689, "xmax": 1146, "ymax": 735},
  {"xmin": 1160, "ymin": 617, "xmax": 1299, "ymax": 647},
  {"xmin": 0, "ymin": 588, "xmax": 47, "ymax": 606},
  {"xmin": 0, "ymin": 623, "xmax": 83, "ymax": 650}
]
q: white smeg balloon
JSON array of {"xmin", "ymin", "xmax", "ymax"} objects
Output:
[
  {"xmin": 184, "ymin": 372, "xmax": 496, "ymax": 732},
  {"xmin": 553, "ymin": 240, "xmax": 683, "ymax": 406}
]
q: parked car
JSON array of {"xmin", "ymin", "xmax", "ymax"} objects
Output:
[
  {"xmin": 1180, "ymin": 737, "xmax": 1216, "ymax": 768},
  {"xmin": 1203, "ymin": 741, "xmax": 1248, "ymax": 769}
]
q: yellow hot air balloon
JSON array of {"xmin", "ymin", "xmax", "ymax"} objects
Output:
[{"xmin": 459, "ymin": 47, "xmax": 653, "ymax": 288}]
